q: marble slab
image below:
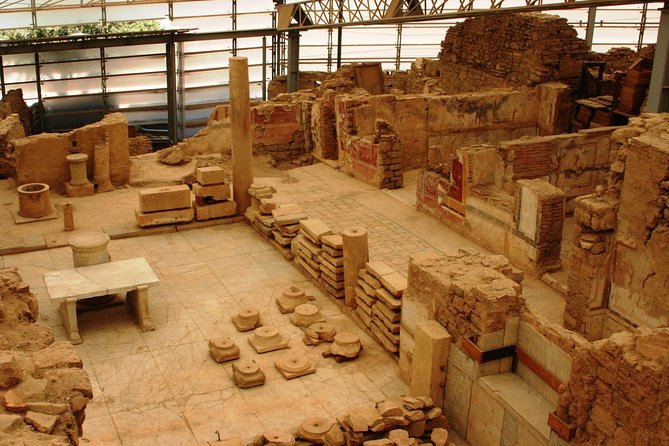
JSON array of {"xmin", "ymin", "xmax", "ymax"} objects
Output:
[{"xmin": 44, "ymin": 258, "xmax": 159, "ymax": 303}]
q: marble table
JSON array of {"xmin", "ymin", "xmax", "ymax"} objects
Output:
[{"xmin": 43, "ymin": 257, "xmax": 159, "ymax": 344}]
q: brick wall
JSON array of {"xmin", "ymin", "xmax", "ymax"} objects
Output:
[
  {"xmin": 434, "ymin": 13, "xmax": 590, "ymax": 94},
  {"xmin": 559, "ymin": 329, "xmax": 669, "ymax": 445}
]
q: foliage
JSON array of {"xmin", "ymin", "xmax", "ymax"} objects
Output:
[{"xmin": 0, "ymin": 20, "xmax": 162, "ymax": 41}]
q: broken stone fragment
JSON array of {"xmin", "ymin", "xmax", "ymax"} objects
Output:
[
  {"xmin": 262, "ymin": 429, "xmax": 295, "ymax": 446},
  {"xmin": 2, "ymin": 390, "xmax": 27, "ymax": 413},
  {"xmin": 388, "ymin": 429, "xmax": 411, "ymax": 446},
  {"xmin": 0, "ymin": 414, "xmax": 22, "ymax": 433},
  {"xmin": 345, "ymin": 407, "xmax": 381, "ymax": 432},
  {"xmin": 430, "ymin": 428, "xmax": 449, "ymax": 446},
  {"xmin": 401, "ymin": 396, "xmax": 424, "ymax": 410},
  {"xmin": 363, "ymin": 439, "xmax": 394, "ymax": 446},
  {"xmin": 24, "ymin": 410, "xmax": 57, "ymax": 434},
  {"xmin": 424, "ymin": 406, "xmax": 442, "ymax": 420},
  {"xmin": 157, "ymin": 146, "xmax": 190, "ymax": 165},
  {"xmin": 0, "ymin": 352, "xmax": 20, "ymax": 389},
  {"xmin": 322, "ymin": 424, "xmax": 345, "ymax": 446},
  {"xmin": 375, "ymin": 400, "xmax": 403, "ymax": 417}
]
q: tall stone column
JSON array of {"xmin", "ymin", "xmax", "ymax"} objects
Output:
[{"xmin": 229, "ymin": 56, "xmax": 253, "ymax": 214}]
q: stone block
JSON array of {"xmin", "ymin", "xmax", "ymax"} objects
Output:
[
  {"xmin": 192, "ymin": 183, "xmax": 231, "ymax": 200},
  {"xmin": 466, "ymin": 383, "xmax": 504, "ymax": 446},
  {"xmin": 65, "ymin": 181, "xmax": 94, "ymax": 197},
  {"xmin": 410, "ymin": 320, "xmax": 451, "ymax": 407},
  {"xmin": 139, "ymin": 184, "xmax": 191, "ymax": 212},
  {"xmin": 135, "ymin": 207, "xmax": 194, "ymax": 227},
  {"xmin": 443, "ymin": 359, "xmax": 473, "ymax": 436},
  {"xmin": 196, "ymin": 166, "xmax": 227, "ymax": 185}
]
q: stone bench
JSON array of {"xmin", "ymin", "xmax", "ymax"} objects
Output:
[{"xmin": 43, "ymin": 257, "xmax": 159, "ymax": 344}]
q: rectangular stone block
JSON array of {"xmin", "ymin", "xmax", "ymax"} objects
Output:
[
  {"xmin": 135, "ymin": 207, "xmax": 194, "ymax": 227},
  {"xmin": 194, "ymin": 200, "xmax": 237, "ymax": 221},
  {"xmin": 139, "ymin": 185, "xmax": 191, "ymax": 213},
  {"xmin": 196, "ymin": 166, "xmax": 227, "ymax": 185},
  {"xmin": 410, "ymin": 320, "xmax": 451, "ymax": 407},
  {"xmin": 192, "ymin": 183, "xmax": 231, "ymax": 201}
]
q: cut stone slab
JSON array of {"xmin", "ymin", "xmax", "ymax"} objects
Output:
[
  {"xmin": 10, "ymin": 203, "xmax": 58, "ymax": 224},
  {"xmin": 300, "ymin": 218, "xmax": 332, "ymax": 243},
  {"xmin": 135, "ymin": 207, "xmax": 194, "ymax": 227},
  {"xmin": 196, "ymin": 166, "xmax": 227, "ymax": 186},
  {"xmin": 366, "ymin": 261, "xmax": 395, "ymax": 280},
  {"xmin": 379, "ymin": 271, "xmax": 407, "ymax": 297},
  {"xmin": 139, "ymin": 184, "xmax": 191, "ymax": 213},
  {"xmin": 194, "ymin": 200, "xmax": 237, "ymax": 221},
  {"xmin": 374, "ymin": 288, "xmax": 402, "ymax": 310},
  {"xmin": 0, "ymin": 234, "xmax": 47, "ymax": 255},
  {"xmin": 321, "ymin": 234, "xmax": 343, "ymax": 250},
  {"xmin": 65, "ymin": 181, "xmax": 94, "ymax": 197},
  {"xmin": 24, "ymin": 410, "xmax": 57, "ymax": 434},
  {"xmin": 193, "ymin": 183, "xmax": 231, "ymax": 200}
]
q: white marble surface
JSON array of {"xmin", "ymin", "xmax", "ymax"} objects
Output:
[{"xmin": 43, "ymin": 257, "xmax": 159, "ymax": 303}]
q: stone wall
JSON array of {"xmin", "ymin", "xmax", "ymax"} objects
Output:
[
  {"xmin": 565, "ymin": 113, "xmax": 669, "ymax": 337},
  {"xmin": 0, "ymin": 114, "xmax": 25, "ymax": 179},
  {"xmin": 12, "ymin": 113, "xmax": 130, "ymax": 194},
  {"xmin": 432, "ymin": 13, "xmax": 590, "ymax": 94},
  {"xmin": 0, "ymin": 267, "xmax": 91, "ymax": 445},
  {"xmin": 0, "ymin": 89, "xmax": 31, "ymax": 136},
  {"xmin": 558, "ymin": 329, "xmax": 669, "ymax": 445}
]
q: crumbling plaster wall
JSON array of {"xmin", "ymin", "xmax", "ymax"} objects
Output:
[
  {"xmin": 12, "ymin": 113, "xmax": 130, "ymax": 194},
  {"xmin": 565, "ymin": 114, "xmax": 669, "ymax": 338},
  {"xmin": 0, "ymin": 114, "xmax": 25, "ymax": 179},
  {"xmin": 0, "ymin": 89, "xmax": 32, "ymax": 137}
]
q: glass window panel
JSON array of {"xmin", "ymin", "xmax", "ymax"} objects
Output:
[
  {"xmin": 43, "ymin": 94, "xmax": 104, "ymax": 113},
  {"xmin": 171, "ymin": 16, "xmax": 231, "ymax": 32},
  {"xmin": 3, "ymin": 64, "xmax": 36, "ymax": 83},
  {"xmin": 183, "ymin": 38, "xmax": 230, "ymax": 53},
  {"xmin": 40, "ymin": 59, "xmax": 101, "ymax": 80},
  {"xmin": 106, "ymin": 72, "xmax": 167, "ymax": 92},
  {"xmin": 0, "ymin": 12, "xmax": 32, "ymax": 29},
  {"xmin": 107, "ymin": 90, "xmax": 166, "ymax": 109},
  {"xmin": 183, "ymin": 69, "xmax": 227, "ymax": 88},
  {"xmin": 41, "ymin": 77, "xmax": 102, "ymax": 98},
  {"xmin": 184, "ymin": 85, "xmax": 229, "ymax": 104},
  {"xmin": 39, "ymin": 49, "xmax": 99, "ymax": 63},
  {"xmin": 122, "ymin": 110, "xmax": 168, "ymax": 125},
  {"xmin": 36, "ymin": 8, "xmax": 102, "ymax": 26},
  {"xmin": 183, "ymin": 52, "xmax": 230, "ymax": 71},
  {"xmin": 106, "ymin": 55, "xmax": 166, "ymax": 76},
  {"xmin": 237, "ymin": 13, "xmax": 273, "ymax": 29},
  {"xmin": 106, "ymin": 44, "xmax": 165, "ymax": 58},
  {"xmin": 173, "ymin": 0, "xmax": 229, "ymax": 16},
  {"xmin": 2, "ymin": 54, "xmax": 36, "ymax": 66},
  {"xmin": 106, "ymin": 4, "xmax": 167, "ymax": 22}
]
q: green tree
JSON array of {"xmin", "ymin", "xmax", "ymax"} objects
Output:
[{"xmin": 0, "ymin": 20, "xmax": 162, "ymax": 41}]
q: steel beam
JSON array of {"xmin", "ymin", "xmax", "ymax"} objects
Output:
[
  {"xmin": 287, "ymin": 30, "xmax": 300, "ymax": 93},
  {"xmin": 165, "ymin": 39, "xmax": 178, "ymax": 144},
  {"xmin": 585, "ymin": 7, "xmax": 597, "ymax": 49},
  {"xmin": 647, "ymin": 1, "xmax": 669, "ymax": 112}
]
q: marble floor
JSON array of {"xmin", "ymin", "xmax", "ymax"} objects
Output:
[{"xmin": 0, "ymin": 162, "xmax": 565, "ymax": 445}]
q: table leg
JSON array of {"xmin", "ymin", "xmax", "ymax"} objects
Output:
[
  {"xmin": 127, "ymin": 284, "xmax": 155, "ymax": 331},
  {"xmin": 59, "ymin": 298, "xmax": 82, "ymax": 344}
]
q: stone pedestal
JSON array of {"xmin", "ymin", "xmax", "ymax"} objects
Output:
[
  {"xmin": 275, "ymin": 353, "xmax": 316, "ymax": 380},
  {"xmin": 276, "ymin": 284, "xmax": 309, "ymax": 313},
  {"xmin": 290, "ymin": 304, "xmax": 325, "ymax": 328},
  {"xmin": 62, "ymin": 202, "xmax": 75, "ymax": 231},
  {"xmin": 68, "ymin": 232, "xmax": 112, "ymax": 307},
  {"xmin": 262, "ymin": 429, "xmax": 295, "ymax": 446},
  {"xmin": 304, "ymin": 322, "xmax": 337, "ymax": 345},
  {"xmin": 17, "ymin": 183, "xmax": 52, "ymax": 218},
  {"xmin": 208, "ymin": 337, "xmax": 240, "ymax": 363},
  {"xmin": 342, "ymin": 227, "xmax": 369, "ymax": 307},
  {"xmin": 232, "ymin": 360, "xmax": 265, "ymax": 389},
  {"xmin": 298, "ymin": 417, "xmax": 333, "ymax": 443},
  {"xmin": 248, "ymin": 326, "xmax": 289, "ymax": 353},
  {"xmin": 65, "ymin": 154, "xmax": 94, "ymax": 197},
  {"xmin": 330, "ymin": 331, "xmax": 362, "ymax": 359},
  {"xmin": 231, "ymin": 306, "xmax": 261, "ymax": 332},
  {"xmin": 229, "ymin": 57, "xmax": 253, "ymax": 215}
]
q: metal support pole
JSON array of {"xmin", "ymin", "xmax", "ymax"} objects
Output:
[
  {"xmin": 327, "ymin": 27, "xmax": 334, "ymax": 72},
  {"xmin": 336, "ymin": 0, "xmax": 343, "ymax": 69},
  {"xmin": 165, "ymin": 39, "xmax": 178, "ymax": 144},
  {"xmin": 638, "ymin": 3, "xmax": 649, "ymax": 51},
  {"xmin": 177, "ymin": 41, "xmax": 186, "ymax": 141},
  {"xmin": 0, "ymin": 56, "xmax": 5, "ymax": 97},
  {"xmin": 287, "ymin": 30, "xmax": 300, "ymax": 93},
  {"xmin": 395, "ymin": 24, "xmax": 403, "ymax": 70},
  {"xmin": 100, "ymin": 48, "xmax": 108, "ymax": 115},
  {"xmin": 262, "ymin": 37, "xmax": 267, "ymax": 101},
  {"xmin": 34, "ymin": 52, "xmax": 44, "ymax": 131},
  {"xmin": 585, "ymin": 7, "xmax": 597, "ymax": 50},
  {"xmin": 232, "ymin": 0, "xmax": 238, "ymax": 56},
  {"xmin": 30, "ymin": 0, "xmax": 37, "ymax": 28},
  {"xmin": 647, "ymin": 2, "xmax": 669, "ymax": 113}
]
